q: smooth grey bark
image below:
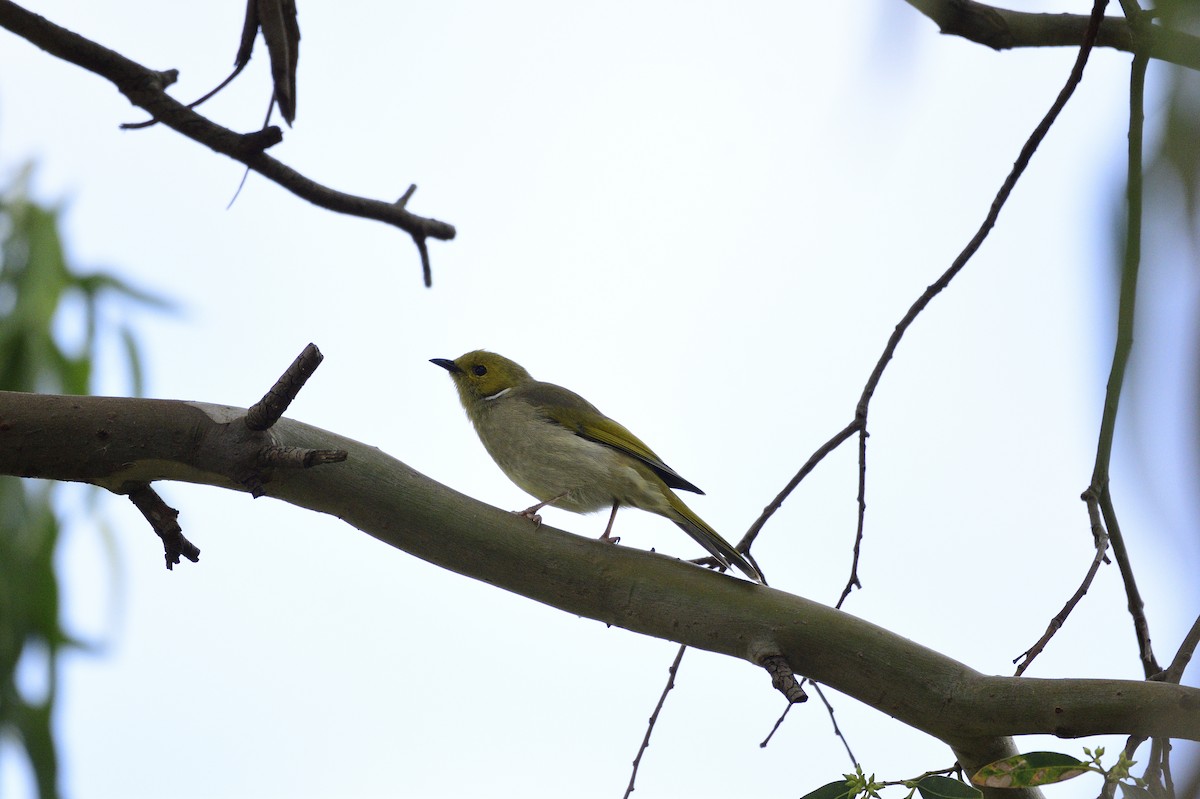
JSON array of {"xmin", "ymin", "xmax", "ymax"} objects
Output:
[{"xmin": 2, "ymin": 390, "xmax": 1197, "ymax": 791}]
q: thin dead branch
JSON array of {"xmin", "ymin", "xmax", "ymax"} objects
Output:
[{"xmin": 0, "ymin": 0, "xmax": 453, "ymax": 285}]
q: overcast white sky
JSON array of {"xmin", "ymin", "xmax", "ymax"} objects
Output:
[{"xmin": 2, "ymin": 2, "xmax": 1198, "ymax": 798}]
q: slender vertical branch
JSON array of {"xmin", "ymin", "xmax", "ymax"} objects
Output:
[
  {"xmin": 1155, "ymin": 612, "xmax": 1200, "ymax": 685},
  {"xmin": 1099, "ymin": 486, "xmax": 1159, "ymax": 673},
  {"xmin": 623, "ymin": 645, "xmax": 687, "ymax": 799},
  {"xmin": 740, "ymin": 0, "xmax": 1113, "ymax": 627},
  {"xmin": 832, "ymin": 0, "xmax": 1113, "ymax": 606},
  {"xmin": 810, "ymin": 682, "xmax": 857, "ymax": 765},
  {"xmin": 738, "ymin": 420, "xmax": 859, "ymax": 552},
  {"xmin": 759, "ymin": 702, "xmax": 794, "ymax": 748},
  {"xmin": 1014, "ymin": 490, "xmax": 1109, "ymax": 674},
  {"xmin": 1091, "ymin": 66, "xmax": 1145, "ymax": 486},
  {"xmin": 836, "ymin": 427, "xmax": 868, "ymax": 609},
  {"xmin": 1086, "ymin": 48, "xmax": 1159, "ymax": 677}
]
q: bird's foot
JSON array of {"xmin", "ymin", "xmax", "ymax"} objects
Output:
[
  {"xmin": 598, "ymin": 531, "xmax": 621, "ymax": 545},
  {"xmin": 514, "ymin": 508, "xmax": 543, "ymax": 527},
  {"xmin": 513, "ymin": 493, "xmax": 570, "ymax": 528}
]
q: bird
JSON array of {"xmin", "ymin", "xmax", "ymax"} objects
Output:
[{"xmin": 431, "ymin": 350, "xmax": 763, "ymax": 583}]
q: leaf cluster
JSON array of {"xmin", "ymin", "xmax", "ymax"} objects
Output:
[
  {"xmin": 0, "ymin": 165, "xmax": 165, "ymax": 798},
  {"xmin": 803, "ymin": 748, "xmax": 1159, "ymax": 799}
]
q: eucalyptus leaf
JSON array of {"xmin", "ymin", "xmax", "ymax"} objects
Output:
[
  {"xmin": 915, "ymin": 774, "xmax": 982, "ymax": 799},
  {"xmin": 971, "ymin": 752, "xmax": 1088, "ymax": 788},
  {"xmin": 799, "ymin": 779, "xmax": 859, "ymax": 799}
]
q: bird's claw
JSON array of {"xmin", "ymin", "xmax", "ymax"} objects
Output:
[
  {"xmin": 599, "ymin": 532, "xmax": 621, "ymax": 545},
  {"xmin": 514, "ymin": 508, "xmax": 543, "ymax": 528}
]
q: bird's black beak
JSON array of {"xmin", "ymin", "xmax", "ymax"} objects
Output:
[{"xmin": 430, "ymin": 358, "xmax": 462, "ymax": 374}]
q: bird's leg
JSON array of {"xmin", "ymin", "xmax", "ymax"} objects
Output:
[
  {"xmin": 514, "ymin": 492, "xmax": 569, "ymax": 528},
  {"xmin": 599, "ymin": 500, "xmax": 621, "ymax": 545}
]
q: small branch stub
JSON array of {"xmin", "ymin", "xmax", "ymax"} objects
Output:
[
  {"xmin": 246, "ymin": 343, "xmax": 323, "ymax": 431},
  {"xmin": 148, "ymin": 68, "xmax": 179, "ymax": 91},
  {"xmin": 241, "ymin": 344, "xmax": 346, "ymax": 497},
  {"xmin": 236, "ymin": 126, "xmax": 283, "ymax": 155},
  {"xmin": 396, "ymin": 184, "xmax": 418, "ymax": 207},
  {"xmin": 760, "ymin": 655, "xmax": 808, "ymax": 703},
  {"xmin": 125, "ymin": 482, "xmax": 200, "ymax": 570}
]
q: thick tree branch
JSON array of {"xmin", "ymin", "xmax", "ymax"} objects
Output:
[
  {"xmin": 904, "ymin": 0, "xmax": 1200, "ymax": 71},
  {"xmin": 0, "ymin": 0, "xmax": 455, "ymax": 286},
  {"xmin": 0, "ymin": 389, "xmax": 1197, "ymax": 776}
]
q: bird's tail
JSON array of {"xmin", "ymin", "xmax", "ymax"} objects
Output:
[{"xmin": 667, "ymin": 494, "xmax": 764, "ymax": 584}]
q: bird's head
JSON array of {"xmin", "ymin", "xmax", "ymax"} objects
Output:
[{"xmin": 431, "ymin": 350, "xmax": 534, "ymax": 412}]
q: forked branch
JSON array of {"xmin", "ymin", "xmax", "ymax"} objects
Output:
[
  {"xmin": 0, "ymin": 0, "xmax": 455, "ymax": 286},
  {"xmin": 742, "ymin": 0, "xmax": 1113, "ymax": 607},
  {"xmin": 904, "ymin": 0, "xmax": 1200, "ymax": 71}
]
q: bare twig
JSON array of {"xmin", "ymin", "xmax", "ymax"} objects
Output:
[
  {"xmin": 125, "ymin": 482, "xmax": 200, "ymax": 569},
  {"xmin": 120, "ymin": 63, "xmax": 248, "ymax": 131},
  {"xmin": 1012, "ymin": 21, "xmax": 1161, "ymax": 683},
  {"xmin": 624, "ymin": 644, "xmax": 687, "ymax": 799},
  {"xmin": 759, "ymin": 702, "xmax": 794, "ymax": 749},
  {"xmin": 1153, "ymin": 612, "xmax": 1200, "ymax": 685},
  {"xmin": 903, "ymin": 0, "xmax": 1200, "ymax": 71},
  {"xmin": 1013, "ymin": 489, "xmax": 1110, "ymax": 675},
  {"xmin": 811, "ymin": 682, "xmax": 857, "ymax": 765},
  {"xmin": 1100, "ymin": 486, "xmax": 1160, "ymax": 674},
  {"xmin": 414, "ymin": 235, "xmax": 432, "ymax": 288},
  {"xmin": 848, "ymin": 0, "xmax": 1112, "ymax": 552},
  {"xmin": 0, "ymin": 0, "xmax": 454, "ymax": 285},
  {"xmin": 1159, "ymin": 738, "xmax": 1176, "ymax": 799},
  {"xmin": 240, "ymin": 344, "xmax": 344, "ymax": 497},
  {"xmin": 759, "ymin": 681, "xmax": 854, "ymax": 766},
  {"xmin": 742, "ymin": 0, "xmax": 1112, "ymax": 577},
  {"xmin": 245, "ymin": 343, "xmax": 324, "ymax": 431},
  {"xmin": 741, "ymin": 0, "xmax": 1113, "ymax": 754},
  {"xmin": 838, "ymin": 425, "xmax": 869, "ymax": 608},
  {"xmin": 396, "ymin": 184, "xmax": 418, "ymax": 207},
  {"xmin": 1149, "ymin": 738, "xmax": 1171, "ymax": 795},
  {"xmin": 737, "ymin": 420, "xmax": 859, "ymax": 552},
  {"xmin": 395, "ymin": 185, "xmax": 434, "ymax": 287},
  {"xmin": 225, "ymin": 99, "xmax": 279, "ymax": 209}
]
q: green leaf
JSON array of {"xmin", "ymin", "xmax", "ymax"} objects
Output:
[
  {"xmin": 916, "ymin": 775, "xmax": 982, "ymax": 799},
  {"xmin": 76, "ymin": 270, "xmax": 176, "ymax": 311},
  {"xmin": 972, "ymin": 752, "xmax": 1088, "ymax": 788},
  {"xmin": 800, "ymin": 779, "xmax": 859, "ymax": 799},
  {"xmin": 0, "ymin": 164, "xmax": 171, "ymax": 799}
]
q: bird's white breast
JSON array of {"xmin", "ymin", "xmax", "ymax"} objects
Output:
[{"xmin": 471, "ymin": 398, "xmax": 664, "ymax": 514}]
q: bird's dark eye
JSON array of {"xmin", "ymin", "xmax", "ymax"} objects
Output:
[{"xmin": 472, "ymin": 365, "xmax": 488, "ymax": 376}]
